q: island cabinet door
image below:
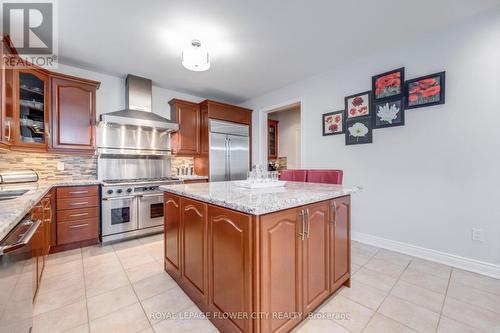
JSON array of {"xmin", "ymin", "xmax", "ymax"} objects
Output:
[
  {"xmin": 164, "ymin": 194, "xmax": 181, "ymax": 280},
  {"xmin": 207, "ymin": 205, "xmax": 253, "ymax": 333},
  {"xmin": 259, "ymin": 208, "xmax": 303, "ymax": 333},
  {"xmin": 330, "ymin": 196, "xmax": 351, "ymax": 289},
  {"xmin": 180, "ymin": 198, "xmax": 208, "ymax": 304},
  {"xmin": 301, "ymin": 201, "xmax": 330, "ymax": 313}
]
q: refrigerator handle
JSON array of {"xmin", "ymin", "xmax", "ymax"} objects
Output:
[
  {"xmin": 224, "ymin": 137, "xmax": 229, "ymax": 181},
  {"xmin": 228, "ymin": 138, "xmax": 232, "ymax": 181}
]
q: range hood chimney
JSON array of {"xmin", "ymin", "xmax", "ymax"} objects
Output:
[{"xmin": 99, "ymin": 75, "xmax": 179, "ymax": 131}]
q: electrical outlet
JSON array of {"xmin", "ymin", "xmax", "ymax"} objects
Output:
[
  {"xmin": 56, "ymin": 162, "xmax": 65, "ymax": 171},
  {"xmin": 471, "ymin": 228, "xmax": 485, "ymax": 242}
]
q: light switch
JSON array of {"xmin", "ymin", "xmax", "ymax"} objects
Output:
[{"xmin": 57, "ymin": 162, "xmax": 65, "ymax": 171}]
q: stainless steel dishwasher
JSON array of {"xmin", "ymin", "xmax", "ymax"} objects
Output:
[{"xmin": 0, "ymin": 217, "xmax": 41, "ymax": 332}]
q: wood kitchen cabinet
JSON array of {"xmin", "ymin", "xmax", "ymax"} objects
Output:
[
  {"xmin": 330, "ymin": 196, "xmax": 351, "ymax": 289},
  {"xmin": 207, "ymin": 205, "xmax": 253, "ymax": 333},
  {"xmin": 50, "ymin": 74, "xmax": 98, "ymax": 153},
  {"xmin": 259, "ymin": 208, "xmax": 303, "ymax": 333},
  {"xmin": 164, "ymin": 193, "xmax": 181, "ymax": 280},
  {"xmin": 169, "ymin": 99, "xmax": 200, "ymax": 155},
  {"xmin": 164, "ymin": 194, "xmax": 351, "ymax": 333},
  {"xmin": 259, "ymin": 201, "xmax": 329, "ymax": 333},
  {"xmin": 11, "ymin": 68, "xmax": 49, "ymax": 152},
  {"xmin": 194, "ymin": 100, "xmax": 253, "ymax": 177},
  {"xmin": 1, "ymin": 37, "xmax": 15, "ymax": 149},
  {"xmin": 180, "ymin": 197, "xmax": 208, "ymax": 303},
  {"xmin": 55, "ymin": 185, "xmax": 99, "ymax": 247},
  {"xmin": 267, "ymin": 119, "xmax": 279, "ymax": 160},
  {"xmin": 301, "ymin": 201, "xmax": 330, "ymax": 313},
  {"xmin": 200, "ymin": 106, "xmax": 209, "ymax": 155},
  {"xmin": 0, "ymin": 37, "xmax": 100, "ymax": 153}
]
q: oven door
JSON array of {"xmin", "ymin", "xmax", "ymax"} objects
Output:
[
  {"xmin": 101, "ymin": 196, "xmax": 138, "ymax": 236},
  {"xmin": 138, "ymin": 193, "xmax": 164, "ymax": 229}
]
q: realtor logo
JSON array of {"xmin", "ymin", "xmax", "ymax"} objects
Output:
[
  {"xmin": 1, "ymin": 0, "xmax": 57, "ymax": 68},
  {"xmin": 2, "ymin": 1, "xmax": 53, "ymax": 54}
]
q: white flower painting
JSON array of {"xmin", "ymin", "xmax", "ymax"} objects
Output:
[
  {"xmin": 346, "ymin": 118, "xmax": 372, "ymax": 145},
  {"xmin": 373, "ymin": 99, "xmax": 405, "ymax": 128},
  {"xmin": 348, "ymin": 122, "xmax": 368, "ymax": 139},
  {"xmin": 376, "ymin": 102, "xmax": 399, "ymax": 123}
]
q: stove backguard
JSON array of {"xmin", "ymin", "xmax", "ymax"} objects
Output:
[{"xmin": 98, "ymin": 154, "xmax": 171, "ymax": 182}]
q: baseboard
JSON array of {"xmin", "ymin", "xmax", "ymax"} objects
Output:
[{"xmin": 351, "ymin": 231, "xmax": 500, "ymax": 279}]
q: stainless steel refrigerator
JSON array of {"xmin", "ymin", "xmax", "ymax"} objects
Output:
[{"xmin": 209, "ymin": 119, "xmax": 250, "ymax": 182}]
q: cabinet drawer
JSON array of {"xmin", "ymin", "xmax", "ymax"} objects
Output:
[
  {"xmin": 57, "ymin": 186, "xmax": 98, "ymax": 199},
  {"xmin": 57, "ymin": 207, "xmax": 99, "ymax": 223},
  {"xmin": 57, "ymin": 218, "xmax": 98, "ymax": 245},
  {"xmin": 57, "ymin": 196, "xmax": 98, "ymax": 210}
]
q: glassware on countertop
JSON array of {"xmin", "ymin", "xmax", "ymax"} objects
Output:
[{"xmin": 247, "ymin": 167, "xmax": 279, "ymax": 183}]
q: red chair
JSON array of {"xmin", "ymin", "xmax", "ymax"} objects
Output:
[
  {"xmin": 279, "ymin": 169, "xmax": 308, "ymax": 182},
  {"xmin": 306, "ymin": 169, "xmax": 343, "ymax": 185},
  {"xmin": 279, "ymin": 170, "xmax": 294, "ymax": 181}
]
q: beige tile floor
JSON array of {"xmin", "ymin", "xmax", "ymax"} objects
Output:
[{"xmin": 31, "ymin": 236, "xmax": 500, "ymax": 333}]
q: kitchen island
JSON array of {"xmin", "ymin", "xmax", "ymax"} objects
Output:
[{"xmin": 160, "ymin": 181, "xmax": 361, "ymax": 333}]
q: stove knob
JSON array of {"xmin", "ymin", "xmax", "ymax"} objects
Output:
[
  {"xmin": 149, "ymin": 187, "xmax": 155, "ymax": 191},
  {"xmin": 107, "ymin": 189, "xmax": 114, "ymax": 195},
  {"xmin": 126, "ymin": 188, "xmax": 132, "ymax": 193},
  {"xmin": 116, "ymin": 189, "xmax": 123, "ymax": 194}
]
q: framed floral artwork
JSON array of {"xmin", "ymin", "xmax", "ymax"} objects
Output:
[
  {"xmin": 405, "ymin": 71, "xmax": 446, "ymax": 109},
  {"xmin": 345, "ymin": 117, "xmax": 373, "ymax": 145},
  {"xmin": 373, "ymin": 98, "xmax": 405, "ymax": 129},
  {"xmin": 322, "ymin": 110, "xmax": 345, "ymax": 136},
  {"xmin": 345, "ymin": 91, "xmax": 372, "ymax": 119},
  {"xmin": 372, "ymin": 67, "xmax": 404, "ymax": 100}
]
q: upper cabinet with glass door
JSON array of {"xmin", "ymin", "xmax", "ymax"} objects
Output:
[{"xmin": 13, "ymin": 69, "xmax": 49, "ymax": 151}]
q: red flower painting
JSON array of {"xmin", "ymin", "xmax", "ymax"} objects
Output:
[
  {"xmin": 346, "ymin": 92, "xmax": 371, "ymax": 118},
  {"xmin": 407, "ymin": 73, "xmax": 444, "ymax": 108},
  {"xmin": 374, "ymin": 70, "xmax": 402, "ymax": 99},
  {"xmin": 323, "ymin": 111, "xmax": 344, "ymax": 135}
]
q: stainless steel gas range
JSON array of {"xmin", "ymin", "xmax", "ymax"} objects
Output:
[
  {"xmin": 96, "ymin": 75, "xmax": 182, "ymax": 242},
  {"xmin": 101, "ymin": 178, "xmax": 181, "ymax": 242}
]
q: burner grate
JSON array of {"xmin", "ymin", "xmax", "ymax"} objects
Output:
[{"xmin": 103, "ymin": 177, "xmax": 179, "ymax": 184}]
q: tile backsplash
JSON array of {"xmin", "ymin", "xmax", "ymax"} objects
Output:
[
  {"xmin": 171, "ymin": 156, "xmax": 194, "ymax": 176},
  {"xmin": 0, "ymin": 149, "xmax": 196, "ymax": 181},
  {"xmin": 0, "ymin": 149, "xmax": 97, "ymax": 181}
]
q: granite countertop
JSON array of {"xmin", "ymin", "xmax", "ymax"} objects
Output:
[
  {"xmin": 160, "ymin": 181, "xmax": 362, "ymax": 215},
  {"xmin": 0, "ymin": 179, "xmax": 101, "ymax": 240}
]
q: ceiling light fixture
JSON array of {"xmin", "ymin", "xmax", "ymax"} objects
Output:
[{"xmin": 182, "ymin": 40, "xmax": 210, "ymax": 72}]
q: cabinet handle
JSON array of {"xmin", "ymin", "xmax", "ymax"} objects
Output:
[
  {"xmin": 305, "ymin": 208, "xmax": 310, "ymax": 239},
  {"xmin": 165, "ymin": 199, "xmax": 179, "ymax": 208},
  {"xmin": 70, "ymin": 202, "xmax": 88, "ymax": 206},
  {"xmin": 69, "ymin": 212, "xmax": 88, "ymax": 218},
  {"xmin": 332, "ymin": 201, "xmax": 337, "ymax": 227},
  {"xmin": 69, "ymin": 223, "xmax": 89, "ymax": 229},
  {"xmin": 69, "ymin": 191, "xmax": 89, "ymax": 195},
  {"xmin": 298, "ymin": 209, "xmax": 306, "ymax": 240},
  {"xmin": 5, "ymin": 121, "xmax": 11, "ymax": 142}
]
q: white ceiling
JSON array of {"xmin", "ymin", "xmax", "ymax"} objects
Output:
[{"xmin": 58, "ymin": 0, "xmax": 500, "ymax": 103}]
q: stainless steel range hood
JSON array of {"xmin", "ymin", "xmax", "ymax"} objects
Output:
[
  {"xmin": 99, "ymin": 75, "xmax": 179, "ymax": 131},
  {"xmin": 97, "ymin": 75, "xmax": 177, "ymax": 155}
]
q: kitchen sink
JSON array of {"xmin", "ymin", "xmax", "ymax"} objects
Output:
[{"xmin": 0, "ymin": 189, "xmax": 29, "ymax": 201}]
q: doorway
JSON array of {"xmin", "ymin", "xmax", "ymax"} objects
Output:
[{"xmin": 266, "ymin": 102, "xmax": 301, "ymax": 171}]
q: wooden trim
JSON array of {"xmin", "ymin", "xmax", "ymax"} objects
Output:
[
  {"xmin": 200, "ymin": 99, "xmax": 253, "ymax": 113},
  {"xmin": 49, "ymin": 238, "xmax": 99, "ymax": 254},
  {"xmin": 49, "ymin": 72, "xmax": 100, "ymax": 89}
]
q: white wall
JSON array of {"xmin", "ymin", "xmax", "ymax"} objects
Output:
[
  {"xmin": 269, "ymin": 108, "xmax": 301, "ymax": 168},
  {"xmin": 242, "ymin": 10, "xmax": 500, "ymax": 266},
  {"xmin": 56, "ymin": 64, "xmax": 205, "ymax": 120}
]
